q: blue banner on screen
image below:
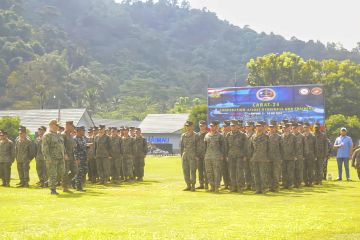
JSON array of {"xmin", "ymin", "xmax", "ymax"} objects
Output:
[{"xmin": 208, "ymin": 84, "xmax": 325, "ymax": 125}]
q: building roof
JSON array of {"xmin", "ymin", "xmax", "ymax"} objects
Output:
[
  {"xmin": 0, "ymin": 109, "xmax": 94, "ymax": 133},
  {"xmin": 92, "ymin": 118, "xmax": 140, "ymax": 128},
  {"xmin": 139, "ymin": 114, "xmax": 189, "ymax": 134}
]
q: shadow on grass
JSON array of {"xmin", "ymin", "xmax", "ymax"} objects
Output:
[{"xmin": 184, "ymin": 182, "xmax": 355, "ymax": 197}]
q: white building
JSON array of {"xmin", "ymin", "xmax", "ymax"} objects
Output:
[
  {"xmin": 139, "ymin": 113, "xmax": 189, "ymax": 154},
  {"xmin": 0, "ymin": 108, "xmax": 94, "ymax": 134}
]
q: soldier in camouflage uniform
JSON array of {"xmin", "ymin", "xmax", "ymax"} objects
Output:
[
  {"xmin": 221, "ymin": 120, "xmax": 231, "ymax": 189},
  {"xmin": 268, "ymin": 122, "xmax": 282, "ymax": 192},
  {"xmin": 74, "ymin": 126, "xmax": 88, "ymax": 192},
  {"xmin": 134, "ymin": 128, "xmax": 147, "ymax": 181},
  {"xmin": 303, "ymin": 123, "xmax": 316, "ymax": 186},
  {"xmin": 250, "ymin": 122, "xmax": 269, "ymax": 194},
  {"xmin": 180, "ymin": 121, "xmax": 198, "ymax": 191},
  {"xmin": 314, "ymin": 125, "xmax": 328, "ymax": 185},
  {"xmin": 121, "ymin": 127, "xmax": 135, "ymax": 182},
  {"xmin": 95, "ymin": 125, "xmax": 112, "ymax": 184},
  {"xmin": 0, "ymin": 131, "xmax": 15, "ymax": 187},
  {"xmin": 351, "ymin": 146, "xmax": 360, "ymax": 180},
  {"xmin": 196, "ymin": 120, "xmax": 208, "ymax": 189},
  {"xmin": 225, "ymin": 120, "xmax": 247, "ymax": 192},
  {"xmin": 35, "ymin": 126, "xmax": 48, "ymax": 187},
  {"xmin": 322, "ymin": 137, "xmax": 333, "ymax": 180},
  {"xmin": 61, "ymin": 121, "xmax": 78, "ymax": 191},
  {"xmin": 293, "ymin": 123, "xmax": 305, "ymax": 188},
  {"xmin": 42, "ymin": 119, "xmax": 65, "ymax": 195},
  {"xmin": 281, "ymin": 123, "xmax": 296, "ymax": 189},
  {"xmin": 245, "ymin": 121, "xmax": 255, "ymax": 190},
  {"xmin": 15, "ymin": 126, "xmax": 34, "ymax": 188},
  {"xmin": 87, "ymin": 127, "xmax": 98, "ymax": 183},
  {"xmin": 110, "ymin": 127, "xmax": 122, "ymax": 183},
  {"xmin": 204, "ymin": 121, "xmax": 225, "ymax": 193}
]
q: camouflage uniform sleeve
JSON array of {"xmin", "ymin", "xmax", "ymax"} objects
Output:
[
  {"xmin": 143, "ymin": 138, "xmax": 147, "ymax": 156},
  {"xmin": 74, "ymin": 138, "xmax": 79, "ymax": 160},
  {"xmin": 219, "ymin": 134, "xmax": 225, "ymax": 158},
  {"xmin": 10, "ymin": 141, "xmax": 15, "ymax": 163},
  {"xmin": 180, "ymin": 134, "xmax": 184, "ymax": 156},
  {"xmin": 42, "ymin": 134, "xmax": 50, "ymax": 161}
]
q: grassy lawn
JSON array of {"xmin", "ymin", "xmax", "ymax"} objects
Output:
[{"xmin": 0, "ymin": 156, "xmax": 359, "ymax": 240}]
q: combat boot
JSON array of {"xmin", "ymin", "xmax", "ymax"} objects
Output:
[
  {"xmin": 214, "ymin": 187, "xmax": 219, "ymax": 193},
  {"xmin": 23, "ymin": 182, "xmax": 29, "ymax": 188},
  {"xmin": 51, "ymin": 189, "xmax": 59, "ymax": 195},
  {"xmin": 71, "ymin": 179, "xmax": 76, "ymax": 189},
  {"xmin": 204, "ymin": 184, "xmax": 209, "ymax": 190},
  {"xmin": 196, "ymin": 184, "xmax": 204, "ymax": 189},
  {"xmin": 76, "ymin": 186, "xmax": 86, "ymax": 192},
  {"xmin": 137, "ymin": 177, "xmax": 143, "ymax": 182},
  {"xmin": 190, "ymin": 184, "xmax": 195, "ymax": 192},
  {"xmin": 183, "ymin": 184, "xmax": 191, "ymax": 191},
  {"xmin": 5, "ymin": 182, "xmax": 10, "ymax": 187}
]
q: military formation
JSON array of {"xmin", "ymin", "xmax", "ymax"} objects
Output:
[
  {"xmin": 181, "ymin": 119, "xmax": 335, "ymax": 194},
  {"xmin": 0, "ymin": 119, "xmax": 147, "ymax": 195}
]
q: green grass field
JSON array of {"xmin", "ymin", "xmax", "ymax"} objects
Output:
[{"xmin": 0, "ymin": 157, "xmax": 359, "ymax": 240}]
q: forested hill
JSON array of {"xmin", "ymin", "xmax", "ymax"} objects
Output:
[{"xmin": 1, "ymin": 0, "xmax": 360, "ymax": 119}]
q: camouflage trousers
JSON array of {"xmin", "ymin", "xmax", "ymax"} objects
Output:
[
  {"xmin": 110, "ymin": 156, "xmax": 122, "ymax": 181},
  {"xmin": 294, "ymin": 159, "xmax": 304, "ymax": 187},
  {"xmin": 282, "ymin": 160, "xmax": 295, "ymax": 188},
  {"xmin": 88, "ymin": 157, "xmax": 97, "ymax": 182},
  {"xmin": 197, "ymin": 156, "xmax": 207, "ymax": 185},
  {"xmin": 221, "ymin": 160, "xmax": 230, "ymax": 187},
  {"xmin": 314, "ymin": 158, "xmax": 324, "ymax": 183},
  {"xmin": 303, "ymin": 157, "xmax": 315, "ymax": 185},
  {"xmin": 134, "ymin": 155, "xmax": 145, "ymax": 179},
  {"xmin": 244, "ymin": 158, "xmax": 254, "ymax": 189},
  {"xmin": 122, "ymin": 154, "xmax": 134, "ymax": 179},
  {"xmin": 96, "ymin": 156, "xmax": 110, "ymax": 182},
  {"xmin": 251, "ymin": 161, "xmax": 268, "ymax": 192},
  {"xmin": 268, "ymin": 161, "xmax": 281, "ymax": 191},
  {"xmin": 182, "ymin": 153, "xmax": 197, "ymax": 185},
  {"xmin": 35, "ymin": 158, "xmax": 47, "ymax": 183},
  {"xmin": 62, "ymin": 159, "xmax": 78, "ymax": 188},
  {"xmin": 17, "ymin": 161, "xmax": 30, "ymax": 184},
  {"xmin": 75, "ymin": 161, "xmax": 88, "ymax": 188},
  {"xmin": 205, "ymin": 157, "xmax": 222, "ymax": 189},
  {"xmin": 322, "ymin": 158, "xmax": 329, "ymax": 180},
  {"xmin": 0, "ymin": 162, "xmax": 11, "ymax": 183},
  {"xmin": 228, "ymin": 156, "xmax": 246, "ymax": 190},
  {"xmin": 46, "ymin": 159, "xmax": 64, "ymax": 189}
]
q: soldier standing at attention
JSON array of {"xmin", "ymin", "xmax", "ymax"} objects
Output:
[
  {"xmin": 110, "ymin": 127, "xmax": 122, "ymax": 183},
  {"xmin": 250, "ymin": 122, "xmax": 269, "ymax": 194},
  {"xmin": 303, "ymin": 123, "xmax": 316, "ymax": 186},
  {"xmin": 281, "ymin": 123, "xmax": 296, "ymax": 189},
  {"xmin": 74, "ymin": 126, "xmax": 88, "ymax": 192},
  {"xmin": 293, "ymin": 123, "xmax": 305, "ymax": 188},
  {"xmin": 134, "ymin": 128, "xmax": 147, "ymax": 182},
  {"xmin": 35, "ymin": 126, "xmax": 47, "ymax": 188},
  {"xmin": 196, "ymin": 120, "xmax": 208, "ymax": 189},
  {"xmin": 95, "ymin": 125, "xmax": 112, "ymax": 184},
  {"xmin": 180, "ymin": 121, "xmax": 198, "ymax": 191},
  {"xmin": 121, "ymin": 127, "xmax": 135, "ymax": 182},
  {"xmin": 87, "ymin": 128, "xmax": 96, "ymax": 183},
  {"xmin": 42, "ymin": 120, "xmax": 65, "ymax": 195},
  {"xmin": 61, "ymin": 121, "xmax": 78, "ymax": 192},
  {"xmin": 15, "ymin": 126, "xmax": 33, "ymax": 188},
  {"xmin": 314, "ymin": 124, "xmax": 328, "ymax": 184},
  {"xmin": 244, "ymin": 121, "xmax": 255, "ymax": 190},
  {"xmin": 268, "ymin": 121, "xmax": 282, "ymax": 192},
  {"xmin": 225, "ymin": 120, "xmax": 247, "ymax": 192},
  {"xmin": 221, "ymin": 120, "xmax": 231, "ymax": 189},
  {"xmin": 0, "ymin": 131, "xmax": 15, "ymax": 187},
  {"xmin": 204, "ymin": 121, "xmax": 225, "ymax": 193}
]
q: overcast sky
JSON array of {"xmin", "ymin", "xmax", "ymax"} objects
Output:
[
  {"xmin": 115, "ymin": 0, "xmax": 359, "ymax": 50},
  {"xmin": 187, "ymin": 0, "xmax": 359, "ymax": 50}
]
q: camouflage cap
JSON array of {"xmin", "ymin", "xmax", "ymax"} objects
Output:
[
  {"xmin": 199, "ymin": 120, "xmax": 207, "ymax": 125},
  {"xmin": 245, "ymin": 121, "xmax": 255, "ymax": 127},
  {"xmin": 209, "ymin": 121, "xmax": 219, "ymax": 126},
  {"xmin": 76, "ymin": 126, "xmax": 85, "ymax": 131},
  {"xmin": 230, "ymin": 120, "xmax": 238, "ymax": 126},
  {"xmin": 184, "ymin": 121, "xmax": 193, "ymax": 126},
  {"xmin": 38, "ymin": 126, "xmax": 47, "ymax": 131},
  {"xmin": 18, "ymin": 126, "xmax": 27, "ymax": 133},
  {"xmin": 223, "ymin": 120, "xmax": 230, "ymax": 127},
  {"xmin": 48, "ymin": 119, "xmax": 59, "ymax": 126}
]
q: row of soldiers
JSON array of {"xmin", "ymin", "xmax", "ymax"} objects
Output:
[
  {"xmin": 180, "ymin": 119, "xmax": 332, "ymax": 193},
  {"xmin": 0, "ymin": 119, "xmax": 147, "ymax": 195}
]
